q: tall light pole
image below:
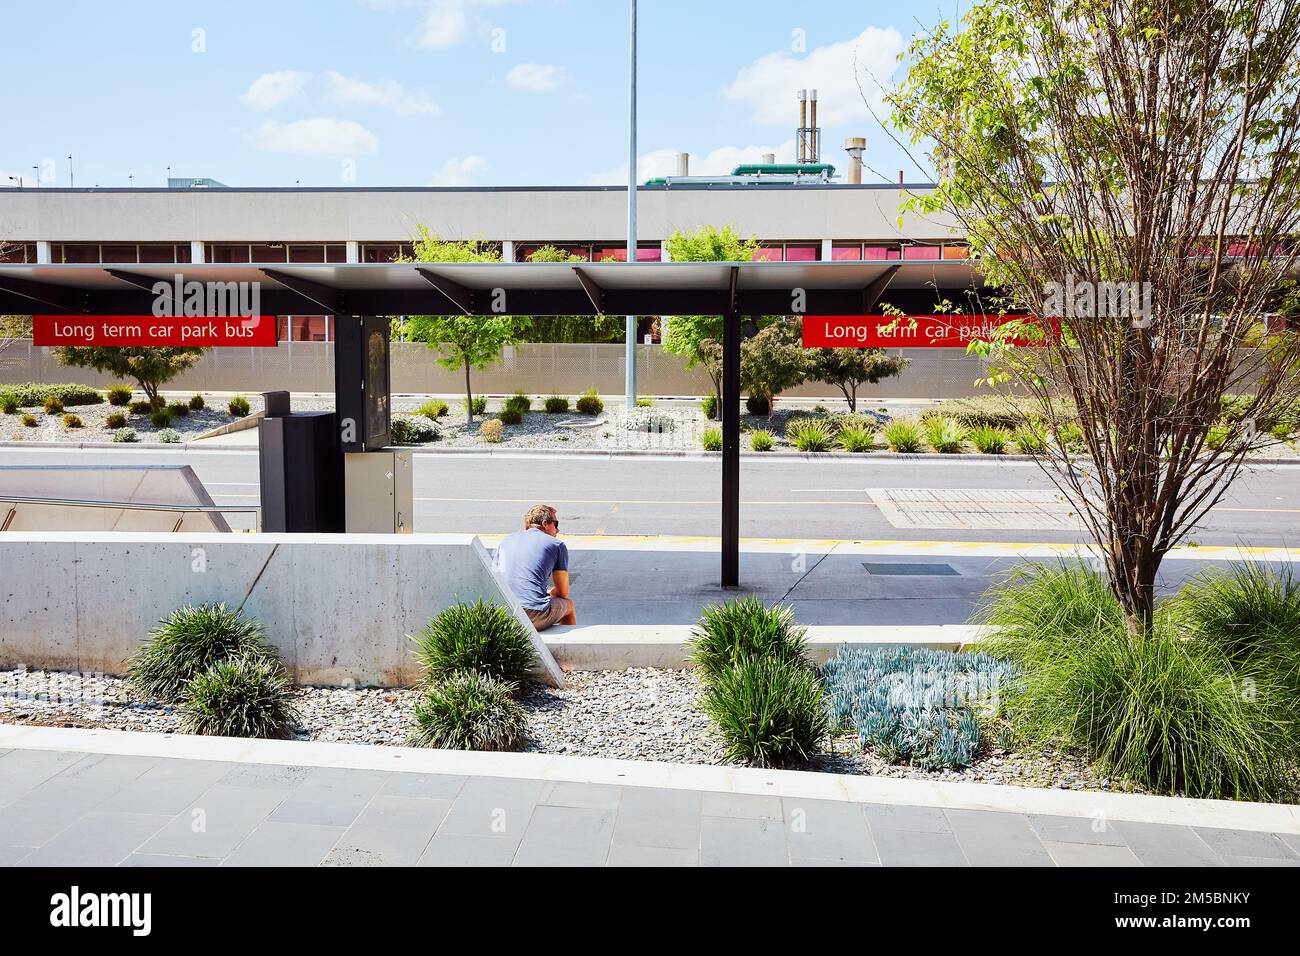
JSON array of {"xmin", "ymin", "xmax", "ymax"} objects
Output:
[
  {"xmin": 67, "ymin": 155, "xmax": 73, "ymax": 188},
  {"xmin": 624, "ymin": 0, "xmax": 638, "ymax": 409}
]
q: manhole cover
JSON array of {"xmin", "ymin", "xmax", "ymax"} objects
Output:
[{"xmin": 862, "ymin": 562, "xmax": 960, "ymax": 576}]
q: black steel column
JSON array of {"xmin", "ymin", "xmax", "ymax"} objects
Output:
[{"xmin": 721, "ymin": 309, "xmax": 741, "ymax": 588}]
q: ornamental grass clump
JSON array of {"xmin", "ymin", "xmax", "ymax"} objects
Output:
[
  {"xmin": 179, "ymin": 655, "xmax": 299, "ymax": 739},
  {"xmin": 412, "ymin": 599, "xmax": 536, "ymax": 684},
  {"xmin": 882, "ymin": 417, "xmax": 924, "ymax": 452},
  {"xmin": 976, "ymin": 562, "xmax": 1300, "ymax": 800},
  {"xmin": 106, "ymin": 384, "xmax": 133, "ymax": 406},
  {"xmin": 701, "ymin": 657, "xmax": 828, "ymax": 768},
  {"xmin": 836, "ymin": 424, "xmax": 876, "ymax": 452},
  {"xmin": 127, "ymin": 603, "xmax": 278, "ymax": 703},
  {"xmin": 689, "ymin": 597, "xmax": 810, "ymax": 682},
  {"xmin": 416, "ymin": 399, "xmax": 449, "ymax": 419},
  {"xmin": 544, "ymin": 395, "xmax": 570, "ymax": 414},
  {"xmin": 925, "ymin": 416, "xmax": 967, "ymax": 453},
  {"xmin": 504, "ymin": 391, "xmax": 531, "ymax": 415},
  {"xmin": 479, "ymin": 418, "xmax": 504, "ymax": 443},
  {"xmin": 790, "ymin": 421, "xmax": 833, "ymax": 452},
  {"xmin": 700, "ymin": 426, "xmax": 722, "ymax": 450},
  {"xmin": 750, "ymin": 428, "xmax": 774, "ymax": 451},
  {"xmin": 408, "ymin": 670, "xmax": 528, "ymax": 751},
  {"xmin": 227, "ymin": 395, "xmax": 250, "ymax": 417},
  {"xmin": 576, "ymin": 388, "xmax": 604, "ymax": 415}
]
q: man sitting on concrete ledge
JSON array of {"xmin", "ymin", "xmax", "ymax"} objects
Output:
[{"xmin": 495, "ymin": 504, "xmax": 576, "ymax": 631}]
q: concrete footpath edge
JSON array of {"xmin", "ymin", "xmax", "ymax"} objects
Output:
[{"xmin": 2, "ymin": 723, "xmax": 1296, "ymax": 834}]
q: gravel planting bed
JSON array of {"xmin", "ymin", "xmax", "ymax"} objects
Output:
[
  {"xmin": 0, "ymin": 391, "xmax": 263, "ymax": 442},
  {"xmin": 0, "ymin": 665, "xmax": 1125, "ymax": 792}
]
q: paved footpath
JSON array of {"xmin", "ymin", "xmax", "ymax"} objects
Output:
[{"xmin": 2, "ymin": 748, "xmax": 1299, "ymax": 866}]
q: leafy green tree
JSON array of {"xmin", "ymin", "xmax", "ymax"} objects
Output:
[
  {"xmin": 401, "ymin": 226, "xmax": 530, "ymax": 423},
  {"xmin": 0, "ymin": 314, "xmax": 32, "ymax": 353},
  {"xmin": 53, "ymin": 346, "xmax": 206, "ymax": 406},
  {"xmin": 739, "ymin": 319, "xmax": 810, "ymax": 421},
  {"xmin": 808, "ymin": 348, "xmax": 911, "ymax": 411},
  {"xmin": 661, "ymin": 225, "xmax": 762, "ymax": 367},
  {"xmin": 516, "ymin": 245, "xmax": 625, "ymax": 343}
]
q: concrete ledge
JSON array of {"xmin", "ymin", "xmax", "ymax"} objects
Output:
[
  {"xmin": 3, "ymin": 723, "xmax": 1295, "ymax": 834},
  {"xmin": 545, "ymin": 623, "xmax": 988, "ymax": 670}
]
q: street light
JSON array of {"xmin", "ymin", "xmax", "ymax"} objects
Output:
[
  {"xmin": 6, "ymin": 176, "xmax": 21, "ymax": 189},
  {"xmin": 32, "ymin": 165, "xmax": 39, "ymax": 187},
  {"xmin": 67, "ymin": 155, "xmax": 73, "ymax": 188},
  {"xmin": 624, "ymin": 0, "xmax": 638, "ymax": 409}
]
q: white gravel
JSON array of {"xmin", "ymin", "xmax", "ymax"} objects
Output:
[{"xmin": 0, "ymin": 391, "xmax": 263, "ymax": 443}]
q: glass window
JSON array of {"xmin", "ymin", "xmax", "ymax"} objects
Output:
[
  {"xmin": 325, "ymin": 244, "xmax": 346, "ymax": 263},
  {"xmin": 250, "ymin": 244, "xmax": 288, "ymax": 262},
  {"xmin": 174, "ymin": 243, "xmax": 192, "ymax": 263},
  {"xmin": 362, "ymin": 243, "xmax": 410, "ymax": 262},
  {"xmin": 904, "ymin": 245, "xmax": 941, "ymax": 260},
  {"xmin": 139, "ymin": 243, "xmax": 176, "ymax": 263},
  {"xmin": 752, "ymin": 245, "xmax": 782, "ymax": 262},
  {"xmin": 784, "ymin": 244, "xmax": 818, "ymax": 262},
  {"xmin": 863, "ymin": 245, "xmax": 901, "ymax": 260},
  {"xmin": 941, "ymin": 244, "xmax": 970, "ymax": 259},
  {"xmin": 288, "ymin": 244, "xmax": 325, "ymax": 263},
  {"xmin": 55, "ymin": 243, "xmax": 100, "ymax": 263},
  {"xmin": 208, "ymin": 244, "xmax": 250, "ymax": 263},
  {"xmin": 1, "ymin": 243, "xmax": 36, "ymax": 263},
  {"xmin": 101, "ymin": 244, "xmax": 138, "ymax": 263},
  {"xmin": 831, "ymin": 243, "xmax": 862, "ymax": 261}
]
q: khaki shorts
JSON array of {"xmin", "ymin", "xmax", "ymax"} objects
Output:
[{"xmin": 525, "ymin": 596, "xmax": 573, "ymax": 631}]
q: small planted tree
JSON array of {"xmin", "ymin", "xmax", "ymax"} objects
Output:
[
  {"xmin": 52, "ymin": 346, "xmax": 206, "ymax": 407},
  {"xmin": 738, "ymin": 318, "xmax": 810, "ymax": 421},
  {"xmin": 0, "ymin": 314, "xmax": 32, "ymax": 354},
  {"xmin": 809, "ymin": 348, "xmax": 910, "ymax": 411}
]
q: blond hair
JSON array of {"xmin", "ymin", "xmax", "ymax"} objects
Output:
[{"xmin": 523, "ymin": 504, "xmax": 557, "ymax": 529}]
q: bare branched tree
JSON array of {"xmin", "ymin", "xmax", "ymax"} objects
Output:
[
  {"xmin": 0, "ymin": 240, "xmax": 33, "ymax": 354},
  {"xmin": 891, "ymin": 0, "xmax": 1300, "ymax": 635}
]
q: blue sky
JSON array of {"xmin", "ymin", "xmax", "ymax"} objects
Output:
[{"xmin": 2, "ymin": 0, "xmax": 958, "ymax": 189}]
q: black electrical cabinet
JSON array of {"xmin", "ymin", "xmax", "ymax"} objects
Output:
[
  {"xmin": 335, "ymin": 315, "xmax": 392, "ymax": 452},
  {"xmin": 258, "ymin": 396, "xmax": 345, "ymax": 533}
]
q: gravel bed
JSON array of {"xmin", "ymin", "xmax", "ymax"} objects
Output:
[
  {"xmin": 0, "ymin": 391, "xmax": 263, "ymax": 442},
  {"xmin": 0, "ymin": 665, "xmax": 1128, "ymax": 792}
]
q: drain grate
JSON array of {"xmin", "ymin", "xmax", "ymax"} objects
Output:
[{"xmin": 862, "ymin": 562, "xmax": 960, "ymax": 576}]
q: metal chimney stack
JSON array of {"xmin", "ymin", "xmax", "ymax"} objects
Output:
[
  {"xmin": 809, "ymin": 89, "xmax": 819, "ymax": 163},
  {"xmin": 844, "ymin": 137, "xmax": 865, "ymax": 184},
  {"xmin": 676, "ymin": 152, "xmax": 690, "ymax": 177},
  {"xmin": 797, "ymin": 90, "xmax": 808, "ymax": 163},
  {"xmin": 761, "ymin": 152, "xmax": 775, "ymax": 165}
]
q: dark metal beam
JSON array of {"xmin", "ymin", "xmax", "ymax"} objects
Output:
[
  {"xmin": 414, "ymin": 268, "xmax": 475, "ymax": 315},
  {"xmin": 721, "ymin": 309, "xmax": 742, "ymax": 589},
  {"xmin": 260, "ymin": 268, "xmax": 349, "ymax": 314},
  {"xmin": 104, "ymin": 268, "xmax": 162, "ymax": 292},
  {"xmin": 572, "ymin": 267, "xmax": 605, "ymax": 313},
  {"xmin": 863, "ymin": 264, "xmax": 902, "ymax": 312},
  {"xmin": 727, "ymin": 265, "xmax": 740, "ymax": 314},
  {"xmin": 0, "ymin": 275, "xmax": 88, "ymax": 313}
]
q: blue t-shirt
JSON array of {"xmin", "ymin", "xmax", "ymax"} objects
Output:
[{"xmin": 495, "ymin": 528, "xmax": 569, "ymax": 611}]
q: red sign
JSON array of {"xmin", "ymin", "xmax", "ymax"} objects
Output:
[
  {"xmin": 33, "ymin": 315, "xmax": 279, "ymax": 348},
  {"xmin": 802, "ymin": 314, "xmax": 1045, "ymax": 348}
]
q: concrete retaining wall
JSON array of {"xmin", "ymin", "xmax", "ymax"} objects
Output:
[{"xmin": 0, "ymin": 531, "xmax": 563, "ymax": 687}]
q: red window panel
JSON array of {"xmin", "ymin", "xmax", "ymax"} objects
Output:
[
  {"xmin": 139, "ymin": 243, "xmax": 177, "ymax": 263},
  {"xmin": 831, "ymin": 243, "xmax": 862, "ymax": 261},
  {"xmin": 288, "ymin": 244, "xmax": 325, "ymax": 263},
  {"xmin": 326, "ymin": 244, "xmax": 347, "ymax": 263},
  {"xmin": 101, "ymin": 244, "xmax": 138, "ymax": 263},
  {"xmin": 904, "ymin": 245, "xmax": 941, "ymax": 260},
  {"xmin": 862, "ymin": 245, "xmax": 901, "ymax": 261},
  {"xmin": 55, "ymin": 243, "xmax": 100, "ymax": 263},
  {"xmin": 784, "ymin": 244, "xmax": 819, "ymax": 262},
  {"xmin": 174, "ymin": 243, "xmax": 192, "ymax": 263},
  {"xmin": 636, "ymin": 246, "xmax": 661, "ymax": 261},
  {"xmin": 250, "ymin": 244, "xmax": 288, "ymax": 263},
  {"xmin": 941, "ymin": 244, "xmax": 970, "ymax": 259},
  {"xmin": 752, "ymin": 245, "xmax": 783, "ymax": 262},
  {"xmin": 209, "ymin": 244, "xmax": 250, "ymax": 263}
]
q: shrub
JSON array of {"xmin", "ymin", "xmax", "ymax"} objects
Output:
[
  {"xmin": 883, "ymin": 418, "xmax": 924, "ymax": 453},
  {"xmin": 544, "ymin": 395, "xmax": 570, "ymax": 414},
  {"xmin": 107, "ymin": 384, "xmax": 133, "ymax": 406},
  {"xmin": 409, "ymin": 670, "xmax": 528, "ymax": 752},
  {"xmin": 1013, "ymin": 424, "xmax": 1047, "ymax": 454},
  {"xmin": 1272, "ymin": 421, "xmax": 1295, "ymax": 442},
  {"xmin": 925, "ymin": 416, "xmax": 967, "ymax": 453},
  {"xmin": 113, "ymin": 427, "xmax": 138, "ymax": 442},
  {"xmin": 689, "ymin": 597, "xmax": 810, "ymax": 682},
  {"xmin": 504, "ymin": 391, "xmax": 531, "ymax": 415},
  {"xmin": 1219, "ymin": 394, "xmax": 1254, "ymax": 422},
  {"xmin": 416, "ymin": 399, "xmax": 449, "ymax": 419},
  {"xmin": 969, "ymin": 426, "xmax": 1009, "ymax": 455},
  {"xmin": 1056, "ymin": 422, "xmax": 1085, "ymax": 450},
  {"xmin": 623, "ymin": 410, "xmax": 675, "ymax": 433},
  {"xmin": 836, "ymin": 425, "xmax": 876, "ymax": 453},
  {"xmin": 498, "ymin": 408, "xmax": 523, "ymax": 426},
  {"xmin": 227, "ymin": 395, "xmax": 250, "ymax": 417},
  {"xmin": 127, "ymin": 603, "xmax": 277, "ymax": 703},
  {"xmin": 791, "ymin": 422, "xmax": 833, "ymax": 452},
  {"xmin": 833, "ymin": 413, "xmax": 880, "ymax": 435},
  {"xmin": 179, "ymin": 655, "xmax": 299, "ymax": 739},
  {"xmin": 61, "ymin": 413, "xmax": 83, "ymax": 429},
  {"xmin": 636, "ymin": 397, "xmax": 654, "ymax": 407},
  {"xmin": 700, "ymin": 427, "xmax": 722, "ymax": 451},
  {"xmin": 750, "ymin": 429, "xmax": 774, "ymax": 452},
  {"xmin": 978, "ymin": 563, "xmax": 1299, "ymax": 800},
  {"xmin": 701, "ymin": 393, "xmax": 718, "ymax": 420},
  {"xmin": 576, "ymin": 388, "xmax": 604, "ymax": 415},
  {"xmin": 188, "ymin": 394, "xmax": 206, "ymax": 411},
  {"xmin": 0, "ymin": 396, "xmax": 18, "ymax": 414},
  {"xmin": 480, "ymin": 418, "xmax": 504, "ymax": 443},
  {"xmin": 150, "ymin": 409, "xmax": 172, "ymax": 429},
  {"xmin": 43, "ymin": 397, "xmax": 64, "ymax": 415},
  {"xmin": 0, "ymin": 383, "xmax": 102, "ymax": 408},
  {"xmin": 701, "ymin": 657, "xmax": 828, "ymax": 767},
  {"xmin": 157, "ymin": 428, "xmax": 182, "ymax": 443},
  {"xmin": 469, "ymin": 396, "xmax": 487, "ymax": 416},
  {"xmin": 923, "ymin": 395, "xmax": 1048, "ymax": 430},
  {"xmin": 824, "ymin": 647, "xmax": 1015, "ymax": 770},
  {"xmin": 1206, "ymin": 424, "xmax": 1230, "ymax": 450},
  {"xmin": 129, "ymin": 400, "xmax": 154, "ymax": 416},
  {"xmin": 745, "ymin": 393, "xmax": 771, "ymax": 416},
  {"xmin": 412, "ymin": 599, "xmax": 536, "ymax": 683},
  {"xmin": 105, "ymin": 412, "xmax": 127, "ymax": 429},
  {"xmin": 391, "ymin": 416, "xmax": 439, "ymax": 445},
  {"xmin": 20, "ymin": 413, "xmax": 38, "ymax": 428},
  {"xmin": 167, "ymin": 401, "xmax": 190, "ymax": 417}
]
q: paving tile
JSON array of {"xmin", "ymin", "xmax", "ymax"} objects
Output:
[
  {"xmin": 437, "ymin": 776, "xmax": 544, "ymax": 841},
  {"xmin": 121, "ymin": 853, "xmax": 221, "ymax": 867},
  {"xmin": 417, "ymin": 833, "xmax": 519, "ymax": 866},
  {"xmin": 700, "ymin": 815, "xmax": 787, "ymax": 866},
  {"xmin": 1193, "ymin": 828, "xmax": 1299, "ymax": 861},
  {"xmin": 220, "ymin": 763, "xmax": 312, "ymax": 791},
  {"xmin": 17, "ymin": 811, "xmax": 171, "ymax": 866},
  {"xmin": 872, "ymin": 827, "xmax": 969, "ymax": 866},
  {"xmin": 515, "ymin": 805, "xmax": 616, "ymax": 866},
  {"xmin": 1028, "ymin": 813, "xmax": 1127, "ymax": 847},
  {"xmin": 791, "ymin": 857, "xmax": 879, "ymax": 866},
  {"xmin": 701, "ymin": 791, "xmax": 783, "ymax": 821},
  {"xmin": 1111, "ymin": 822, "xmax": 1225, "ymax": 867},
  {"xmin": 1279, "ymin": 832, "xmax": 1300, "ymax": 857},
  {"xmin": 0, "ymin": 844, "xmax": 31, "ymax": 865},
  {"xmin": 784, "ymin": 798, "xmax": 877, "ymax": 864},
  {"xmin": 607, "ymin": 844, "xmax": 699, "ymax": 867},
  {"xmin": 0, "ymin": 777, "xmax": 121, "ymax": 847},
  {"xmin": 58, "ymin": 753, "xmax": 160, "ymax": 784},
  {"xmin": 612, "ymin": 787, "xmax": 702, "ymax": 850},
  {"xmin": 1219, "ymin": 855, "xmax": 1300, "ymax": 867},
  {"xmin": 946, "ymin": 810, "xmax": 1055, "ymax": 866},
  {"xmin": 97, "ymin": 759, "xmax": 238, "ymax": 815},
  {"xmin": 0, "ymin": 750, "xmax": 87, "ymax": 803},
  {"xmin": 222, "ymin": 822, "xmax": 345, "ymax": 867},
  {"xmin": 324, "ymin": 795, "xmax": 451, "ymax": 866},
  {"xmin": 379, "ymin": 773, "xmax": 467, "ymax": 801},
  {"xmin": 138, "ymin": 784, "xmax": 290, "ymax": 859},
  {"xmin": 1043, "ymin": 841, "xmax": 1142, "ymax": 867},
  {"xmin": 863, "ymin": 803, "xmax": 952, "ymax": 834},
  {"xmin": 541, "ymin": 781, "xmax": 623, "ymax": 810},
  {"xmin": 268, "ymin": 767, "xmax": 388, "ymax": 827}
]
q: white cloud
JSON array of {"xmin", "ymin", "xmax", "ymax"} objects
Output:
[
  {"xmin": 240, "ymin": 70, "xmax": 312, "ymax": 110},
  {"xmin": 587, "ymin": 140, "xmax": 799, "ymax": 185},
  {"xmin": 253, "ymin": 118, "xmax": 380, "ymax": 157},
  {"xmin": 722, "ymin": 26, "xmax": 903, "ymax": 127},
  {"xmin": 323, "ymin": 71, "xmax": 440, "ymax": 115},
  {"xmin": 429, "ymin": 155, "xmax": 486, "ymax": 185},
  {"xmin": 505, "ymin": 62, "xmax": 568, "ymax": 94},
  {"xmin": 419, "ymin": 0, "xmax": 469, "ymax": 48}
]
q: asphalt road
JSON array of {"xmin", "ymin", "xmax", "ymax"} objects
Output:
[{"xmin": 3, "ymin": 445, "xmax": 1298, "ymax": 547}]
